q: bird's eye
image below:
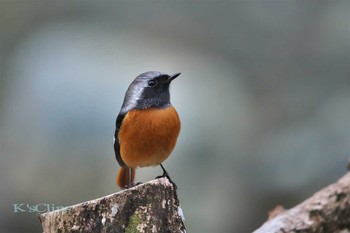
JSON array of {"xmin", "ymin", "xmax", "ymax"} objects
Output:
[{"xmin": 148, "ymin": 80, "xmax": 157, "ymax": 87}]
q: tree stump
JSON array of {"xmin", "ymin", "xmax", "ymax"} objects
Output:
[{"xmin": 39, "ymin": 177, "xmax": 186, "ymax": 233}]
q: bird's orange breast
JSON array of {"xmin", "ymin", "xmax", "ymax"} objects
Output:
[{"xmin": 118, "ymin": 105, "xmax": 180, "ymax": 168}]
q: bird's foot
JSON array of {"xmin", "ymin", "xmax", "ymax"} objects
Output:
[{"xmin": 156, "ymin": 164, "xmax": 178, "ymax": 190}]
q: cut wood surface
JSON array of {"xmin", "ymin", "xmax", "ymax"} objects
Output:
[
  {"xmin": 39, "ymin": 177, "xmax": 186, "ymax": 233},
  {"xmin": 254, "ymin": 172, "xmax": 350, "ymax": 233}
]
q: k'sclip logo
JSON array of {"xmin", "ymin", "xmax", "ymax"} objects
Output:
[{"xmin": 13, "ymin": 203, "xmax": 68, "ymax": 213}]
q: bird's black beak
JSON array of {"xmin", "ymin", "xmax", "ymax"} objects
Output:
[{"xmin": 169, "ymin": 73, "xmax": 181, "ymax": 82}]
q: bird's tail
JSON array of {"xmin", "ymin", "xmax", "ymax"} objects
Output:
[{"xmin": 116, "ymin": 167, "xmax": 135, "ymax": 189}]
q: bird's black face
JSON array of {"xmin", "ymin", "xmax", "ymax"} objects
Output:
[
  {"xmin": 120, "ymin": 71, "xmax": 180, "ymax": 114},
  {"xmin": 139, "ymin": 74, "xmax": 172, "ymax": 107}
]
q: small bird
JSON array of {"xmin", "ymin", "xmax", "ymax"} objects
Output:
[{"xmin": 114, "ymin": 71, "xmax": 181, "ymax": 189}]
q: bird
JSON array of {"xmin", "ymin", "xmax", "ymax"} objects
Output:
[{"xmin": 114, "ymin": 71, "xmax": 181, "ymax": 189}]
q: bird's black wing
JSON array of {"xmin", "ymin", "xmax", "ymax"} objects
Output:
[{"xmin": 114, "ymin": 113, "xmax": 127, "ymax": 167}]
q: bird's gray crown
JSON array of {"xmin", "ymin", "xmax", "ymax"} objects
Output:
[{"xmin": 120, "ymin": 71, "xmax": 178, "ymax": 114}]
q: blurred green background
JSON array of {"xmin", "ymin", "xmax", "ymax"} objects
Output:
[{"xmin": 1, "ymin": 1, "xmax": 350, "ymax": 232}]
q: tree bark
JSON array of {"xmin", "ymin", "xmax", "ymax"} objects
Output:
[
  {"xmin": 39, "ymin": 178, "xmax": 186, "ymax": 233},
  {"xmin": 254, "ymin": 172, "xmax": 350, "ymax": 233}
]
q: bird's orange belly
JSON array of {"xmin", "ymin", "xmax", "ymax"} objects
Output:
[{"xmin": 118, "ymin": 106, "xmax": 180, "ymax": 168}]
